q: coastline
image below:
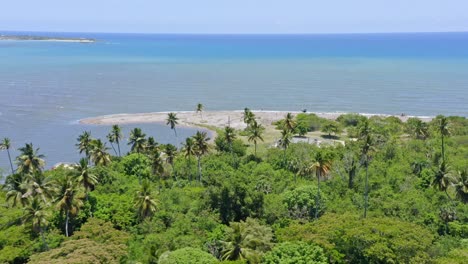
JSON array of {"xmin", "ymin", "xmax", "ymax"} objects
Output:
[{"xmin": 79, "ymin": 110, "xmax": 434, "ymax": 132}]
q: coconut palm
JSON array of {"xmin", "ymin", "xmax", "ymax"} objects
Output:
[
  {"xmin": 283, "ymin": 113, "xmax": 296, "ymax": 132},
  {"xmin": 22, "ymin": 197, "xmax": 50, "ymax": 250},
  {"xmin": 74, "ymin": 158, "xmax": 98, "ymax": 193},
  {"xmin": 196, "ymin": 103, "xmax": 204, "ymax": 119},
  {"xmin": 436, "ymin": 116, "xmax": 450, "ymax": 163},
  {"xmin": 55, "ymin": 176, "xmax": 84, "ymax": 237},
  {"xmin": 243, "ymin": 108, "xmax": 256, "ymax": 126},
  {"xmin": 411, "ymin": 119, "xmax": 429, "ymax": 140},
  {"xmin": 454, "ymin": 169, "xmax": 468, "ymax": 204},
  {"xmin": 4, "ymin": 173, "xmax": 28, "ymax": 207},
  {"xmin": 106, "ymin": 133, "xmax": 118, "ymax": 157},
  {"xmin": 432, "ymin": 161, "xmax": 454, "ymax": 201},
  {"xmin": 278, "ymin": 128, "xmax": 293, "ymax": 165},
  {"xmin": 166, "ymin": 112, "xmax": 179, "ymax": 137},
  {"xmin": 193, "ymin": 131, "xmax": 210, "ymax": 183},
  {"xmin": 182, "ymin": 137, "xmax": 196, "ymax": 181},
  {"xmin": 145, "ymin": 136, "xmax": 159, "ymax": 154},
  {"xmin": 90, "ymin": 139, "xmax": 111, "ymax": 166},
  {"xmin": 16, "ymin": 143, "xmax": 45, "ymax": 174},
  {"xmin": 358, "ymin": 119, "xmax": 373, "ymax": 218},
  {"xmin": 22, "ymin": 172, "xmax": 56, "ymax": 204},
  {"xmin": 135, "ymin": 179, "xmax": 158, "ymax": 221},
  {"xmin": 129, "ymin": 128, "xmax": 147, "ymax": 154},
  {"xmin": 150, "ymin": 149, "xmax": 164, "ymax": 176},
  {"xmin": 76, "ymin": 131, "xmax": 93, "ymax": 161},
  {"xmin": 247, "ymin": 121, "xmax": 264, "ymax": 156},
  {"xmin": 224, "ymin": 126, "xmax": 236, "ymax": 153},
  {"xmin": 309, "ymin": 150, "xmax": 333, "ymax": 219},
  {"xmin": 110, "ymin": 124, "xmax": 123, "ymax": 157},
  {"xmin": 0, "ymin": 138, "xmax": 15, "ymax": 174},
  {"xmin": 164, "ymin": 144, "xmax": 178, "ymax": 180}
]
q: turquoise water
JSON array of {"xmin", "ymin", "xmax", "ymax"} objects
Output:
[{"xmin": 1, "ymin": 32, "xmax": 468, "ymax": 170}]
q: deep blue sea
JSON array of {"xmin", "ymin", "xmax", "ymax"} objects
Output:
[{"xmin": 1, "ymin": 31, "xmax": 468, "ymax": 172}]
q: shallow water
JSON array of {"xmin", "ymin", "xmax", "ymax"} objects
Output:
[{"xmin": 0, "ymin": 32, "xmax": 467, "ymax": 171}]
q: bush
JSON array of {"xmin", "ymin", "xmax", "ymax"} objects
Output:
[
  {"xmin": 158, "ymin": 247, "xmax": 218, "ymax": 264},
  {"xmin": 263, "ymin": 242, "xmax": 327, "ymax": 264}
]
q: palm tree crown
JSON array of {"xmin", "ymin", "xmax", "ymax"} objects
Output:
[
  {"xmin": 166, "ymin": 112, "xmax": 179, "ymax": 137},
  {"xmin": 74, "ymin": 158, "xmax": 98, "ymax": 192},
  {"xmin": 129, "ymin": 128, "xmax": 147, "ymax": 154},
  {"xmin": 76, "ymin": 131, "xmax": 93, "ymax": 160},
  {"xmin": 90, "ymin": 139, "xmax": 111, "ymax": 166},
  {"xmin": 135, "ymin": 180, "xmax": 158, "ymax": 221},
  {"xmin": 247, "ymin": 121, "xmax": 264, "ymax": 156},
  {"xmin": 0, "ymin": 137, "xmax": 15, "ymax": 174},
  {"xmin": 16, "ymin": 143, "xmax": 45, "ymax": 174}
]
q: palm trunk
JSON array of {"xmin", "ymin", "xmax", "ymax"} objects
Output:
[
  {"xmin": 65, "ymin": 210, "xmax": 70, "ymax": 237},
  {"xmin": 364, "ymin": 156, "xmax": 369, "ymax": 218},
  {"xmin": 117, "ymin": 141, "xmax": 121, "ymax": 157},
  {"xmin": 174, "ymin": 128, "xmax": 178, "ymax": 138},
  {"xmin": 187, "ymin": 157, "xmax": 192, "ymax": 182},
  {"xmin": 7, "ymin": 149, "xmax": 14, "ymax": 174},
  {"xmin": 315, "ymin": 170, "xmax": 321, "ymax": 219},
  {"xmin": 348, "ymin": 164, "xmax": 356, "ymax": 189},
  {"xmin": 40, "ymin": 225, "xmax": 49, "ymax": 250},
  {"xmin": 197, "ymin": 156, "xmax": 202, "ymax": 183},
  {"xmin": 110, "ymin": 142, "xmax": 118, "ymax": 156},
  {"xmin": 254, "ymin": 142, "xmax": 257, "ymax": 157},
  {"xmin": 441, "ymin": 134, "xmax": 445, "ymax": 163}
]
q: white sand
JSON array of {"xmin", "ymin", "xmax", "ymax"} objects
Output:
[{"xmin": 79, "ymin": 110, "xmax": 433, "ymax": 132}]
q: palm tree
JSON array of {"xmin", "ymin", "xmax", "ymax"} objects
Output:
[
  {"xmin": 358, "ymin": 119, "xmax": 373, "ymax": 218},
  {"xmin": 193, "ymin": 131, "xmax": 210, "ymax": 183},
  {"xmin": 74, "ymin": 158, "xmax": 98, "ymax": 194},
  {"xmin": 164, "ymin": 144, "xmax": 178, "ymax": 180},
  {"xmin": 182, "ymin": 137, "xmax": 196, "ymax": 181},
  {"xmin": 454, "ymin": 169, "xmax": 468, "ymax": 204},
  {"xmin": 135, "ymin": 180, "xmax": 158, "ymax": 221},
  {"xmin": 278, "ymin": 128, "xmax": 293, "ymax": 165},
  {"xmin": 90, "ymin": 139, "xmax": 111, "ymax": 166},
  {"xmin": 22, "ymin": 172, "xmax": 56, "ymax": 204},
  {"xmin": 247, "ymin": 121, "xmax": 264, "ymax": 156},
  {"xmin": 243, "ymin": 108, "xmax": 256, "ymax": 126},
  {"xmin": 76, "ymin": 131, "xmax": 93, "ymax": 161},
  {"xmin": 4, "ymin": 173, "xmax": 28, "ymax": 207},
  {"xmin": 224, "ymin": 126, "xmax": 236, "ymax": 153},
  {"xmin": 436, "ymin": 116, "xmax": 450, "ymax": 164},
  {"xmin": 284, "ymin": 113, "xmax": 296, "ymax": 132},
  {"xmin": 150, "ymin": 149, "xmax": 164, "ymax": 176},
  {"xmin": 106, "ymin": 133, "xmax": 118, "ymax": 157},
  {"xmin": 145, "ymin": 136, "xmax": 159, "ymax": 154},
  {"xmin": 166, "ymin": 112, "xmax": 179, "ymax": 137},
  {"xmin": 55, "ymin": 176, "xmax": 84, "ymax": 237},
  {"xmin": 310, "ymin": 150, "xmax": 333, "ymax": 219},
  {"xmin": 16, "ymin": 143, "xmax": 45, "ymax": 174},
  {"xmin": 129, "ymin": 128, "xmax": 147, "ymax": 154},
  {"xmin": 196, "ymin": 103, "xmax": 204, "ymax": 119},
  {"xmin": 0, "ymin": 138, "xmax": 15, "ymax": 174},
  {"xmin": 110, "ymin": 124, "xmax": 123, "ymax": 157},
  {"xmin": 432, "ymin": 161, "xmax": 454, "ymax": 201},
  {"xmin": 23, "ymin": 197, "xmax": 50, "ymax": 250},
  {"xmin": 411, "ymin": 119, "xmax": 429, "ymax": 140}
]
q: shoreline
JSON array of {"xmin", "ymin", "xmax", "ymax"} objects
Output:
[{"xmin": 79, "ymin": 110, "xmax": 434, "ymax": 132}]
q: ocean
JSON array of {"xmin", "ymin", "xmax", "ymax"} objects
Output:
[{"xmin": 1, "ymin": 31, "xmax": 468, "ymax": 171}]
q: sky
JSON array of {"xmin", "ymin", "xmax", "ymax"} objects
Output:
[{"xmin": 1, "ymin": 0, "xmax": 467, "ymax": 34}]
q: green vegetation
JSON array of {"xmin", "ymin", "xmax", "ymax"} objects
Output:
[{"xmin": 1, "ymin": 113, "xmax": 468, "ymax": 263}]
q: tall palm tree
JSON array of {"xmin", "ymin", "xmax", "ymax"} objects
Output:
[
  {"xmin": 166, "ymin": 112, "xmax": 179, "ymax": 137},
  {"xmin": 193, "ymin": 131, "xmax": 210, "ymax": 183},
  {"xmin": 76, "ymin": 131, "xmax": 93, "ymax": 161},
  {"xmin": 247, "ymin": 121, "xmax": 264, "ymax": 156},
  {"xmin": 310, "ymin": 150, "xmax": 333, "ymax": 219},
  {"xmin": 436, "ymin": 116, "xmax": 450, "ymax": 164},
  {"xmin": 0, "ymin": 138, "xmax": 15, "ymax": 174},
  {"xmin": 16, "ymin": 143, "xmax": 45, "ymax": 174},
  {"xmin": 164, "ymin": 144, "xmax": 177, "ymax": 180},
  {"xmin": 134, "ymin": 180, "xmax": 158, "ymax": 221},
  {"xmin": 432, "ymin": 161, "xmax": 454, "ymax": 201},
  {"xmin": 74, "ymin": 158, "xmax": 98, "ymax": 194},
  {"xmin": 278, "ymin": 128, "xmax": 293, "ymax": 165},
  {"xmin": 110, "ymin": 124, "xmax": 123, "ymax": 157},
  {"xmin": 196, "ymin": 103, "xmax": 204, "ymax": 119},
  {"xmin": 454, "ymin": 169, "xmax": 468, "ymax": 204},
  {"xmin": 4, "ymin": 173, "xmax": 28, "ymax": 207},
  {"xmin": 129, "ymin": 128, "xmax": 147, "ymax": 154},
  {"xmin": 284, "ymin": 113, "xmax": 296, "ymax": 132},
  {"xmin": 224, "ymin": 126, "xmax": 236, "ymax": 153},
  {"xmin": 55, "ymin": 176, "xmax": 84, "ymax": 237},
  {"xmin": 243, "ymin": 108, "xmax": 256, "ymax": 126},
  {"xmin": 182, "ymin": 137, "xmax": 196, "ymax": 181},
  {"xmin": 90, "ymin": 139, "xmax": 111, "ymax": 166},
  {"xmin": 106, "ymin": 133, "xmax": 118, "ymax": 157},
  {"xmin": 22, "ymin": 172, "xmax": 56, "ymax": 204},
  {"xmin": 23, "ymin": 197, "xmax": 50, "ymax": 250},
  {"xmin": 358, "ymin": 118, "xmax": 373, "ymax": 218}
]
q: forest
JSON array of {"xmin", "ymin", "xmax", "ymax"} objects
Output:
[{"xmin": 1, "ymin": 110, "xmax": 467, "ymax": 263}]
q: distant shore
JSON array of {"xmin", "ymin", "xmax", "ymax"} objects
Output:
[
  {"xmin": 0, "ymin": 35, "xmax": 95, "ymax": 43},
  {"xmin": 80, "ymin": 110, "xmax": 434, "ymax": 132}
]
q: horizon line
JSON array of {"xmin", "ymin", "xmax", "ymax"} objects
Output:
[{"xmin": 1, "ymin": 29, "xmax": 468, "ymax": 36}]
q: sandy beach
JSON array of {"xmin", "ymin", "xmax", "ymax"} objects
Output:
[{"xmin": 80, "ymin": 110, "xmax": 433, "ymax": 132}]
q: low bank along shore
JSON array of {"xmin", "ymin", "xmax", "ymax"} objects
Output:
[{"xmin": 80, "ymin": 110, "xmax": 433, "ymax": 132}]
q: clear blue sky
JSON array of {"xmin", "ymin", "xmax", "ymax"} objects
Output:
[{"xmin": 2, "ymin": 0, "xmax": 467, "ymax": 34}]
